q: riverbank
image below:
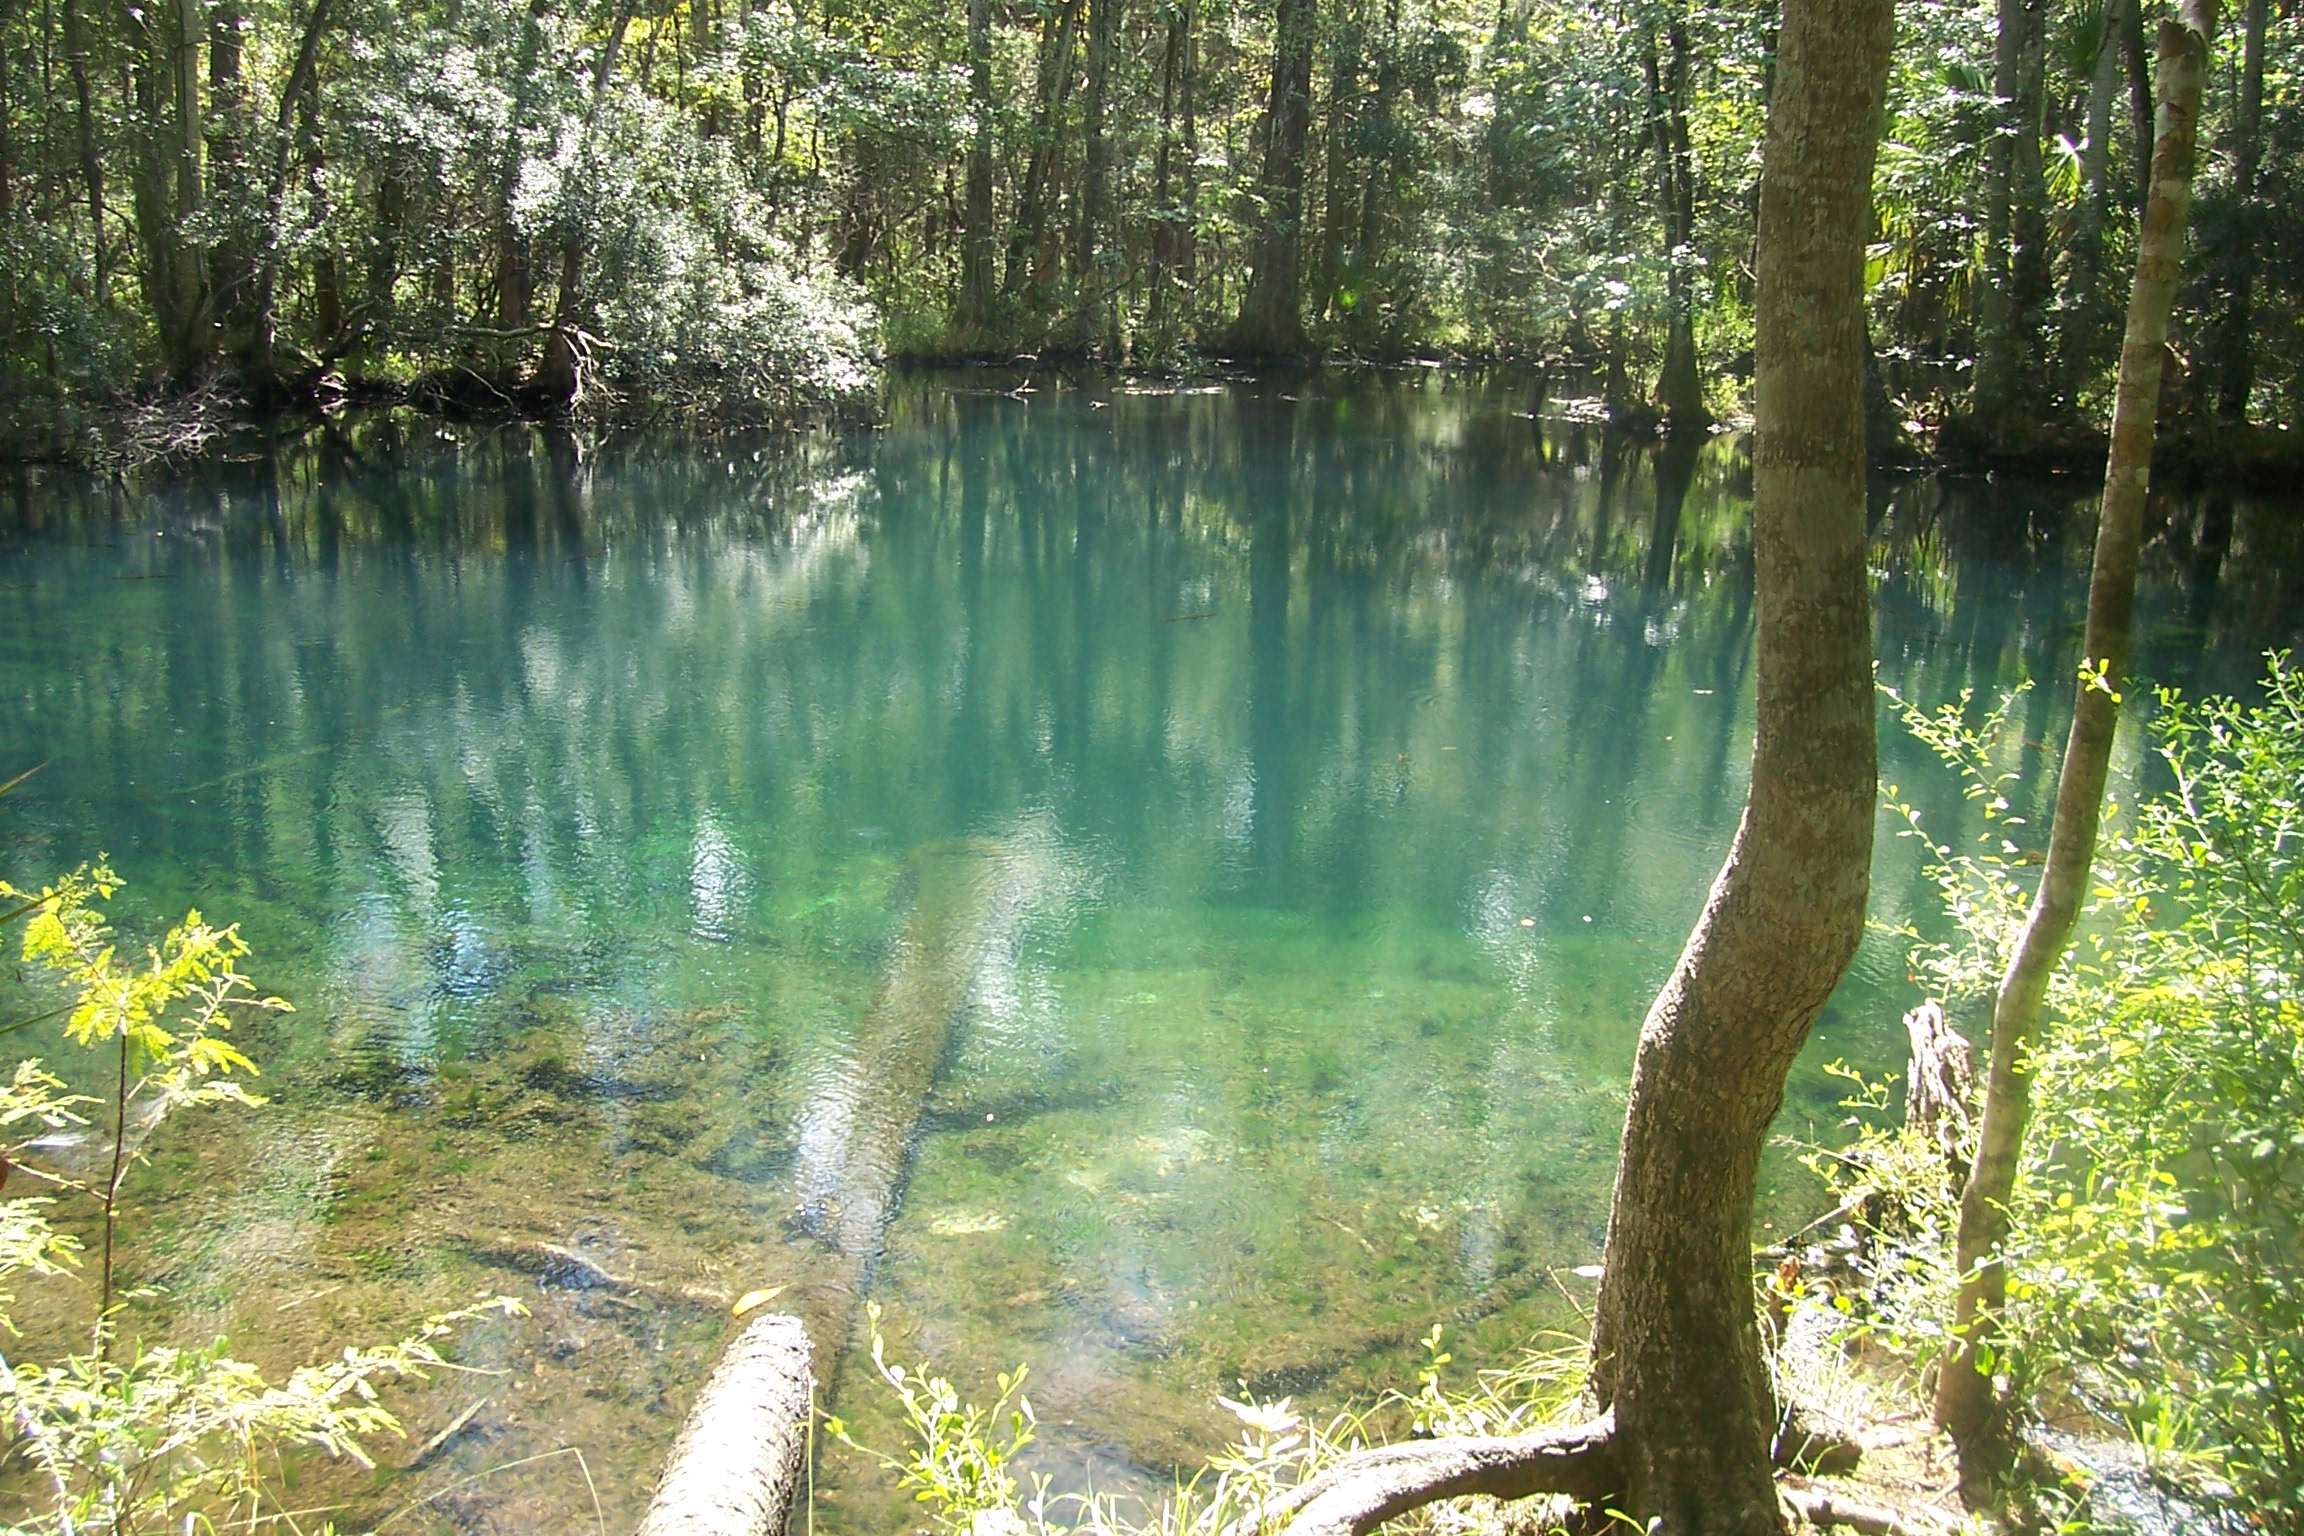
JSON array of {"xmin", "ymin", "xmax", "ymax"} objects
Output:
[{"xmin": 9, "ymin": 364, "xmax": 2301, "ymax": 494}]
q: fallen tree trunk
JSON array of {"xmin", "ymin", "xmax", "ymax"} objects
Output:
[{"xmin": 636, "ymin": 1312, "xmax": 815, "ymax": 1536}]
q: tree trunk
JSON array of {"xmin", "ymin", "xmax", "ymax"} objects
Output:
[
  {"xmin": 1228, "ymin": 0, "xmax": 1318, "ymax": 357},
  {"xmin": 1316, "ymin": 12, "xmax": 1361, "ymax": 327},
  {"xmin": 1146, "ymin": 0, "xmax": 1189, "ymax": 342},
  {"xmin": 244, "ymin": 0, "xmax": 329, "ymax": 385},
  {"xmin": 1587, "ymin": 0, "xmax": 1888, "ymax": 1523},
  {"xmin": 1932, "ymin": 0, "xmax": 2216, "ymax": 1503},
  {"xmin": 1070, "ymin": 0, "xmax": 1117, "ymax": 355},
  {"xmin": 168, "ymin": 0, "xmax": 211, "ymax": 375},
  {"xmin": 1972, "ymin": 0, "xmax": 2044, "ymax": 423},
  {"xmin": 957, "ymin": 0, "xmax": 996, "ymax": 335},
  {"xmin": 2062, "ymin": 0, "xmax": 2124, "ymax": 375},
  {"xmin": 1001, "ymin": 0, "xmax": 1081, "ymax": 315},
  {"xmin": 2123, "ymin": 3, "xmax": 2152, "ymax": 214},
  {"xmin": 1354, "ymin": 0, "xmax": 1398, "ymax": 297},
  {"xmin": 537, "ymin": 4, "xmax": 634, "ymax": 404},
  {"xmin": 1644, "ymin": 8, "xmax": 1706, "ymax": 434},
  {"xmin": 1249, "ymin": 8, "xmax": 1890, "ymax": 1533},
  {"xmin": 62, "ymin": 0, "xmax": 109, "ymax": 306},
  {"xmin": 2211, "ymin": 0, "xmax": 2264, "ymax": 420}
]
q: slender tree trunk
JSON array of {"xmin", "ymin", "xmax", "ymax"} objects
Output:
[
  {"xmin": 957, "ymin": 0, "xmax": 996, "ymax": 335},
  {"xmin": 2211, "ymin": 0, "xmax": 2264, "ymax": 420},
  {"xmin": 537, "ymin": 4, "xmax": 634, "ymax": 403},
  {"xmin": 1933, "ymin": 0, "xmax": 2216, "ymax": 1503},
  {"xmin": 2063, "ymin": 0, "xmax": 2124, "ymax": 373},
  {"xmin": 244, "ymin": 0, "xmax": 328, "ymax": 383},
  {"xmin": 1644, "ymin": 7, "xmax": 1706, "ymax": 433},
  {"xmin": 170, "ymin": 0, "xmax": 209, "ymax": 373},
  {"xmin": 1001, "ymin": 0, "xmax": 1081, "ymax": 314},
  {"xmin": 1972, "ymin": 0, "xmax": 2043, "ymax": 423},
  {"xmin": 1587, "ymin": 0, "xmax": 1888, "ymax": 1521},
  {"xmin": 62, "ymin": 0, "xmax": 106, "ymax": 305},
  {"xmin": 1228, "ymin": 0, "xmax": 1318, "ymax": 357},
  {"xmin": 1070, "ymin": 0, "xmax": 1117, "ymax": 355},
  {"xmin": 1146, "ymin": 0, "xmax": 1187, "ymax": 342},
  {"xmin": 2123, "ymin": 2, "xmax": 2152, "ymax": 214},
  {"xmin": 1354, "ymin": 0, "xmax": 1397, "ymax": 293},
  {"xmin": 1316, "ymin": 12, "xmax": 1361, "ymax": 327}
]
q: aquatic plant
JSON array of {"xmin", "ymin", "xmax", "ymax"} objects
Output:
[{"xmin": 0, "ymin": 861, "xmax": 523, "ymax": 1536}]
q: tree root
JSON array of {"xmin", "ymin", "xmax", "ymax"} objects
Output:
[
  {"xmin": 1248, "ymin": 1409, "xmax": 1897, "ymax": 1536},
  {"xmin": 1780, "ymin": 1483, "xmax": 1951, "ymax": 1536},
  {"xmin": 1242, "ymin": 1414, "xmax": 1620, "ymax": 1536}
]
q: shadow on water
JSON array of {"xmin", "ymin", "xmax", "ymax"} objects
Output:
[{"xmin": 0, "ymin": 377, "xmax": 2299, "ymax": 1533}]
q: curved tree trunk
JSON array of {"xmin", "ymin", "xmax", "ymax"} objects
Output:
[
  {"xmin": 1262, "ymin": 5, "xmax": 1890, "ymax": 1533},
  {"xmin": 1586, "ymin": 0, "xmax": 1887, "ymax": 1524},
  {"xmin": 1933, "ymin": 0, "xmax": 2215, "ymax": 1501}
]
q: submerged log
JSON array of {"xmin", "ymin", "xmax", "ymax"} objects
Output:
[
  {"xmin": 641, "ymin": 838, "xmax": 1052, "ymax": 1534},
  {"xmin": 636, "ymin": 1312, "xmax": 815, "ymax": 1536}
]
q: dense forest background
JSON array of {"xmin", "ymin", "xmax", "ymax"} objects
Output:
[{"xmin": 0, "ymin": 0, "xmax": 2297, "ymax": 440}]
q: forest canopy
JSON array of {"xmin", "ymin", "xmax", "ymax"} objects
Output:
[{"xmin": 0, "ymin": 0, "xmax": 2297, "ymax": 439}]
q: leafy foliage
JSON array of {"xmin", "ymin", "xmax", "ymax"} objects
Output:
[
  {"xmin": 1822, "ymin": 655, "xmax": 2304, "ymax": 1525},
  {"xmin": 0, "ymin": 865, "xmax": 525, "ymax": 1536}
]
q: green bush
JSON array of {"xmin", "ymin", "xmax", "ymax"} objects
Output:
[{"xmin": 1832, "ymin": 656, "xmax": 2304, "ymax": 1522}]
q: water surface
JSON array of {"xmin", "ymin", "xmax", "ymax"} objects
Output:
[{"xmin": 1, "ymin": 378, "xmax": 2296, "ymax": 1533}]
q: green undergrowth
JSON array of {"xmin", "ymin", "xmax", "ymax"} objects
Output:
[
  {"xmin": 1788, "ymin": 656, "xmax": 2304, "ymax": 1531},
  {"xmin": 829, "ymin": 1303, "xmax": 1593, "ymax": 1536}
]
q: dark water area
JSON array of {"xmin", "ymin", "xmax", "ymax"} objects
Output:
[{"xmin": 0, "ymin": 376, "xmax": 2297, "ymax": 1533}]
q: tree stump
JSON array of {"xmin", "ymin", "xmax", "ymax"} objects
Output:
[{"xmin": 1902, "ymin": 1000, "xmax": 1976, "ymax": 1180}]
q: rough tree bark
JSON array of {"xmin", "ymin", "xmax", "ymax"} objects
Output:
[
  {"xmin": 1228, "ymin": 0, "xmax": 1318, "ymax": 358},
  {"xmin": 1932, "ymin": 0, "xmax": 2216, "ymax": 1503},
  {"xmin": 1262, "ymin": 0, "xmax": 1891, "ymax": 1530},
  {"xmin": 1585, "ymin": 0, "xmax": 1886, "ymax": 1514}
]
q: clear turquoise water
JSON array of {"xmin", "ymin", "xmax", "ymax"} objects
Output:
[{"xmin": 0, "ymin": 378, "xmax": 2295, "ymax": 1532}]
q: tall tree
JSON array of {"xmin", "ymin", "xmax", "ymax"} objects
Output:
[
  {"xmin": 1933, "ymin": 0, "xmax": 2218, "ymax": 1503},
  {"xmin": 1228, "ymin": 0, "xmax": 1319, "ymax": 356},
  {"xmin": 1071, "ymin": 0, "xmax": 1119, "ymax": 354},
  {"xmin": 1235, "ymin": 0, "xmax": 1894, "ymax": 1530},
  {"xmin": 957, "ymin": 0, "xmax": 997, "ymax": 335},
  {"xmin": 1642, "ymin": 2, "xmax": 1706, "ymax": 433},
  {"xmin": 1971, "ymin": 0, "xmax": 2048, "ymax": 425},
  {"xmin": 2211, "ymin": 0, "xmax": 2266, "ymax": 419},
  {"xmin": 537, "ymin": 2, "xmax": 637, "ymax": 403}
]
